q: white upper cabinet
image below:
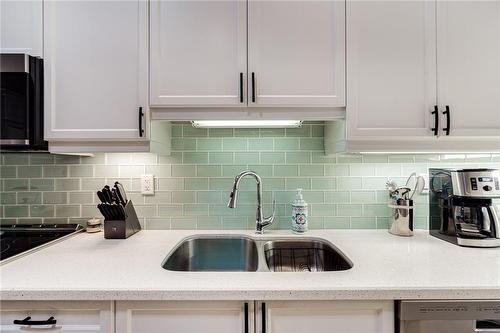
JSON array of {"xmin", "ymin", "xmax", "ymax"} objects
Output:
[
  {"xmin": 347, "ymin": 1, "xmax": 437, "ymax": 139},
  {"xmin": 0, "ymin": 0, "xmax": 42, "ymax": 56},
  {"xmin": 44, "ymin": 0, "xmax": 148, "ymax": 141},
  {"xmin": 150, "ymin": 0, "xmax": 247, "ymax": 107},
  {"xmin": 436, "ymin": 1, "xmax": 500, "ymax": 138},
  {"xmin": 248, "ymin": 0, "xmax": 345, "ymax": 107},
  {"xmin": 340, "ymin": 0, "xmax": 500, "ymax": 152},
  {"xmin": 150, "ymin": 0, "xmax": 345, "ymax": 110}
]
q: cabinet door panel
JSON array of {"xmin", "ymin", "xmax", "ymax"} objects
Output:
[
  {"xmin": 437, "ymin": 1, "xmax": 500, "ymax": 137},
  {"xmin": 0, "ymin": 301, "xmax": 113, "ymax": 333},
  {"xmin": 259, "ymin": 301, "xmax": 393, "ymax": 333},
  {"xmin": 44, "ymin": 0, "xmax": 147, "ymax": 140},
  {"xmin": 248, "ymin": 0, "xmax": 345, "ymax": 107},
  {"xmin": 116, "ymin": 301, "xmax": 252, "ymax": 333},
  {"xmin": 347, "ymin": 1, "xmax": 437, "ymax": 139},
  {"xmin": 150, "ymin": 0, "xmax": 246, "ymax": 106},
  {"xmin": 0, "ymin": 0, "xmax": 42, "ymax": 56}
]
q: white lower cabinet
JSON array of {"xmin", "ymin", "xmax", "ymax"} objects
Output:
[
  {"xmin": 116, "ymin": 301, "xmax": 254, "ymax": 333},
  {"xmin": 0, "ymin": 300, "xmax": 392, "ymax": 333},
  {"xmin": 116, "ymin": 300, "xmax": 393, "ymax": 333},
  {"xmin": 0, "ymin": 301, "xmax": 114, "ymax": 333},
  {"xmin": 258, "ymin": 301, "xmax": 394, "ymax": 333}
]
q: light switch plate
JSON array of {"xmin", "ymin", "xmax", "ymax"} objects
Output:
[{"xmin": 141, "ymin": 174, "xmax": 155, "ymax": 195}]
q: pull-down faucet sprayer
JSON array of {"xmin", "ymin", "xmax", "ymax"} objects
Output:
[{"xmin": 228, "ymin": 170, "xmax": 276, "ymax": 234}]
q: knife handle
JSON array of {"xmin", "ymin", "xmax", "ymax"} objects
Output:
[
  {"xmin": 114, "ymin": 182, "xmax": 128, "ymax": 206},
  {"xmin": 97, "ymin": 191, "xmax": 106, "ymax": 204},
  {"xmin": 102, "ymin": 188, "xmax": 112, "ymax": 204},
  {"xmin": 111, "ymin": 188, "xmax": 119, "ymax": 204}
]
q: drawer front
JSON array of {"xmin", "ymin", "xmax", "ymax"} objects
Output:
[
  {"xmin": 0, "ymin": 301, "xmax": 113, "ymax": 333},
  {"xmin": 116, "ymin": 301, "xmax": 253, "ymax": 333}
]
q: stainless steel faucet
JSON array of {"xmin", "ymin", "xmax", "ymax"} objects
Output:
[{"xmin": 227, "ymin": 170, "xmax": 276, "ymax": 234}]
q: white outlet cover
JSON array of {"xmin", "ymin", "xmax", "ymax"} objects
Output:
[{"xmin": 141, "ymin": 174, "xmax": 155, "ymax": 195}]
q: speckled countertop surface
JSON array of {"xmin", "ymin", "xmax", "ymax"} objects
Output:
[{"xmin": 1, "ymin": 229, "xmax": 500, "ymax": 300}]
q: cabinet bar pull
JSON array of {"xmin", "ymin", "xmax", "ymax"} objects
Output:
[
  {"xmin": 431, "ymin": 105, "xmax": 439, "ymax": 136},
  {"xmin": 251, "ymin": 72, "xmax": 256, "ymax": 103},
  {"xmin": 138, "ymin": 107, "xmax": 144, "ymax": 137},
  {"xmin": 442, "ymin": 105, "xmax": 450, "ymax": 136},
  {"xmin": 244, "ymin": 302, "xmax": 249, "ymax": 333},
  {"xmin": 240, "ymin": 73, "xmax": 244, "ymax": 103},
  {"xmin": 261, "ymin": 302, "xmax": 266, "ymax": 333},
  {"xmin": 13, "ymin": 316, "xmax": 57, "ymax": 326}
]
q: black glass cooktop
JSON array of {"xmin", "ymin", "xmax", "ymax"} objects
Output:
[{"xmin": 0, "ymin": 224, "xmax": 83, "ymax": 262}]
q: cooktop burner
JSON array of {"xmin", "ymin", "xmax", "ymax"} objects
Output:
[{"xmin": 0, "ymin": 224, "xmax": 83, "ymax": 263}]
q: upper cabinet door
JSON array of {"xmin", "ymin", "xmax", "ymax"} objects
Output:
[
  {"xmin": 347, "ymin": 1, "xmax": 437, "ymax": 140},
  {"xmin": 150, "ymin": 0, "xmax": 247, "ymax": 107},
  {"xmin": 437, "ymin": 1, "xmax": 500, "ymax": 137},
  {"xmin": 248, "ymin": 0, "xmax": 345, "ymax": 107},
  {"xmin": 44, "ymin": 0, "xmax": 148, "ymax": 140},
  {"xmin": 0, "ymin": 0, "xmax": 42, "ymax": 56}
]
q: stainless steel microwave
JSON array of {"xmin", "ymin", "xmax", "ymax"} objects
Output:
[{"xmin": 0, "ymin": 53, "xmax": 47, "ymax": 150}]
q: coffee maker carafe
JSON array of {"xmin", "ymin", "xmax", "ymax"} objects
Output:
[{"xmin": 429, "ymin": 168, "xmax": 500, "ymax": 247}]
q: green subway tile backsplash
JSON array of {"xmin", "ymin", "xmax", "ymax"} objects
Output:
[{"xmin": 1, "ymin": 122, "xmax": 500, "ymax": 229}]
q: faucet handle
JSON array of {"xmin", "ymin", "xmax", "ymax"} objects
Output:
[
  {"xmin": 227, "ymin": 188, "xmax": 238, "ymax": 208},
  {"xmin": 265, "ymin": 198, "xmax": 276, "ymax": 223}
]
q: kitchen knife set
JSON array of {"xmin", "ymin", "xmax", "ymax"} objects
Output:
[{"xmin": 96, "ymin": 182, "xmax": 128, "ymax": 220}]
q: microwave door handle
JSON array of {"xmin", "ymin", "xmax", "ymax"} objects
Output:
[{"xmin": 489, "ymin": 205, "xmax": 500, "ymax": 239}]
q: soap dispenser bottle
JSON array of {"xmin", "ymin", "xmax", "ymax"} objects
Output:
[{"xmin": 291, "ymin": 188, "xmax": 308, "ymax": 233}]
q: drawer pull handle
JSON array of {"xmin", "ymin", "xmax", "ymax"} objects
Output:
[
  {"xmin": 261, "ymin": 302, "xmax": 266, "ymax": 333},
  {"xmin": 244, "ymin": 302, "xmax": 249, "ymax": 333},
  {"xmin": 13, "ymin": 316, "xmax": 57, "ymax": 326}
]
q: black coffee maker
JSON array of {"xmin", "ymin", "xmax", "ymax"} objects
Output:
[{"xmin": 429, "ymin": 168, "xmax": 500, "ymax": 247}]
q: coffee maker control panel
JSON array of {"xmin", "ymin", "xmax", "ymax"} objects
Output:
[{"xmin": 452, "ymin": 169, "xmax": 500, "ymax": 197}]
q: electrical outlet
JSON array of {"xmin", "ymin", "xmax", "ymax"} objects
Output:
[{"xmin": 141, "ymin": 174, "xmax": 155, "ymax": 195}]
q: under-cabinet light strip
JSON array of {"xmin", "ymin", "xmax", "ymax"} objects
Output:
[{"xmin": 191, "ymin": 120, "xmax": 302, "ymax": 128}]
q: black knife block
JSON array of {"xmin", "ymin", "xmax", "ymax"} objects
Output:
[{"xmin": 103, "ymin": 200, "xmax": 141, "ymax": 239}]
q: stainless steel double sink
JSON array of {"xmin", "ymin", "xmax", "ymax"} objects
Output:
[{"xmin": 162, "ymin": 235, "xmax": 353, "ymax": 272}]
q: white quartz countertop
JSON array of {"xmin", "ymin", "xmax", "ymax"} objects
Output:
[{"xmin": 1, "ymin": 229, "xmax": 500, "ymax": 301}]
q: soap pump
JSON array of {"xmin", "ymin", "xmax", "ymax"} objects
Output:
[{"xmin": 291, "ymin": 188, "xmax": 308, "ymax": 233}]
